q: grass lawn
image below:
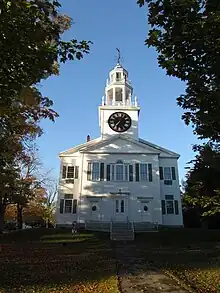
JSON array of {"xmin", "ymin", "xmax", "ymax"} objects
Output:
[
  {"xmin": 136, "ymin": 229, "xmax": 220, "ymax": 293},
  {"xmin": 0, "ymin": 228, "xmax": 119, "ymax": 293},
  {"xmin": 0, "ymin": 228, "xmax": 220, "ymax": 293}
]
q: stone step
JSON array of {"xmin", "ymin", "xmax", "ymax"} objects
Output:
[
  {"xmin": 111, "ymin": 232, "xmax": 133, "ymax": 236},
  {"xmin": 111, "ymin": 236, "xmax": 134, "ymax": 241},
  {"xmin": 112, "ymin": 228, "xmax": 132, "ymax": 231}
]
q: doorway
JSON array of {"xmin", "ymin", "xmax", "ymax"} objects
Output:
[
  {"xmin": 114, "ymin": 198, "xmax": 128, "ymax": 221},
  {"xmin": 140, "ymin": 201, "xmax": 152, "ymax": 222}
]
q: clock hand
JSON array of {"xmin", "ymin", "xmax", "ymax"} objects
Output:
[{"xmin": 116, "ymin": 120, "xmax": 121, "ymax": 126}]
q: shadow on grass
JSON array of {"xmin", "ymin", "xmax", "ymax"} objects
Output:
[
  {"xmin": 0, "ymin": 229, "xmax": 116, "ymax": 293},
  {"xmin": 129, "ymin": 229, "xmax": 220, "ymax": 292},
  {"xmin": 1, "ymin": 228, "xmax": 220, "ymax": 293}
]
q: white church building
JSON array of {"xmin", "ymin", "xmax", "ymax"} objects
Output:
[{"xmin": 56, "ymin": 61, "xmax": 183, "ymax": 230}]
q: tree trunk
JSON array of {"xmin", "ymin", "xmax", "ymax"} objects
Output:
[
  {"xmin": 17, "ymin": 203, "xmax": 23, "ymax": 230},
  {"xmin": 0, "ymin": 202, "xmax": 5, "ymax": 234}
]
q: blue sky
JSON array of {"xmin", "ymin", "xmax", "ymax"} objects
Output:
[{"xmin": 38, "ymin": 0, "xmax": 198, "ymax": 181}]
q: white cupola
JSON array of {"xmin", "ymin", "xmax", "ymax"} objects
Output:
[
  {"xmin": 99, "ymin": 52, "xmax": 140, "ymax": 140},
  {"xmin": 103, "ymin": 62, "xmax": 136, "ymax": 107}
]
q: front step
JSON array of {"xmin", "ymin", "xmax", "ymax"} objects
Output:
[{"xmin": 110, "ymin": 222, "xmax": 134, "ymax": 241}]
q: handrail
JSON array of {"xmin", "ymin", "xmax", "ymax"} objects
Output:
[
  {"xmin": 131, "ymin": 221, "xmax": 135, "ymax": 240},
  {"xmin": 110, "ymin": 220, "xmax": 113, "ymax": 240}
]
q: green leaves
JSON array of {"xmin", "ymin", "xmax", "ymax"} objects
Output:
[
  {"xmin": 0, "ymin": 0, "xmax": 91, "ymax": 231},
  {"xmin": 141, "ymin": 0, "xmax": 220, "ymax": 142}
]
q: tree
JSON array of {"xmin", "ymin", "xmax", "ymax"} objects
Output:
[
  {"xmin": 138, "ymin": 0, "xmax": 220, "ymax": 142},
  {"xmin": 13, "ymin": 144, "xmax": 47, "ymax": 229},
  {"xmin": 137, "ymin": 0, "xmax": 220, "ymax": 220},
  {"xmin": 41, "ymin": 182, "xmax": 58, "ymax": 227},
  {"xmin": 184, "ymin": 143, "xmax": 220, "ymax": 216},
  {"xmin": 0, "ymin": 0, "xmax": 91, "ymax": 232}
]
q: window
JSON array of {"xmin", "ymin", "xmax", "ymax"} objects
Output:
[
  {"xmin": 166, "ymin": 200, "xmax": 174, "ymax": 214},
  {"xmin": 62, "ymin": 165, "xmax": 79, "ymax": 180},
  {"xmin": 115, "ymin": 200, "xmax": 124, "ymax": 213},
  {"xmin": 92, "ymin": 162, "xmax": 100, "ymax": 181},
  {"xmin": 116, "ymin": 164, "xmax": 123, "ymax": 181},
  {"xmin": 143, "ymin": 205, "xmax": 148, "ymax": 212},
  {"xmin": 115, "ymin": 88, "xmax": 122, "ymax": 101},
  {"xmin": 120, "ymin": 200, "xmax": 124, "ymax": 213},
  {"xmin": 116, "ymin": 72, "xmax": 121, "ymax": 81},
  {"xmin": 90, "ymin": 162, "xmax": 132, "ymax": 181},
  {"xmin": 64, "ymin": 200, "xmax": 72, "ymax": 213},
  {"xmin": 116, "ymin": 200, "xmax": 119, "ymax": 213},
  {"xmin": 161, "ymin": 195, "xmax": 179, "ymax": 215},
  {"xmin": 59, "ymin": 195, "xmax": 77, "ymax": 214},
  {"xmin": 92, "ymin": 205, "xmax": 97, "ymax": 211},
  {"xmin": 140, "ymin": 163, "xmax": 148, "ymax": 181},
  {"xmin": 164, "ymin": 167, "xmax": 172, "ymax": 180},
  {"xmin": 160, "ymin": 167, "xmax": 176, "ymax": 185},
  {"xmin": 67, "ymin": 166, "xmax": 74, "ymax": 178}
]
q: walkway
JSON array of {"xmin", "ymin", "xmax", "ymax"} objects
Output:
[{"xmin": 113, "ymin": 242, "xmax": 191, "ymax": 293}]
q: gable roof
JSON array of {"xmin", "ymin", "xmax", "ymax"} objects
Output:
[
  {"xmin": 59, "ymin": 135, "xmax": 180, "ymax": 158},
  {"xmin": 139, "ymin": 138, "xmax": 180, "ymax": 158}
]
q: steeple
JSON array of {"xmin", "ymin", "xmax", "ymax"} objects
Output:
[{"xmin": 102, "ymin": 49, "xmax": 138, "ymax": 107}]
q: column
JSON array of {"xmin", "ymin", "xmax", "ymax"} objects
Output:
[
  {"xmin": 113, "ymin": 87, "xmax": 116, "ymax": 105},
  {"xmin": 122, "ymin": 86, "xmax": 126, "ymax": 106}
]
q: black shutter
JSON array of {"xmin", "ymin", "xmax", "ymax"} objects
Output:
[
  {"xmin": 75, "ymin": 166, "xmax": 79, "ymax": 179},
  {"xmin": 159, "ymin": 167, "xmax": 164, "ymax": 180},
  {"xmin": 72, "ymin": 199, "xmax": 77, "ymax": 214},
  {"xmin": 161, "ymin": 200, "xmax": 166, "ymax": 215},
  {"xmin": 148, "ymin": 164, "xmax": 153, "ymax": 182},
  {"xmin": 135, "ymin": 163, "xmax": 139, "ymax": 181},
  {"xmin": 129, "ymin": 165, "xmax": 133, "ymax": 181},
  {"xmin": 106, "ymin": 165, "xmax": 110, "ymax": 181},
  {"xmin": 174, "ymin": 200, "xmax": 179, "ymax": 215},
  {"xmin": 100, "ymin": 163, "xmax": 104, "ymax": 181},
  {"xmin": 62, "ymin": 166, "xmax": 66, "ymax": 179},
  {"xmin": 87, "ymin": 162, "xmax": 92, "ymax": 181},
  {"xmin": 172, "ymin": 167, "xmax": 176, "ymax": 180},
  {"xmin": 60, "ymin": 199, "xmax": 64, "ymax": 214}
]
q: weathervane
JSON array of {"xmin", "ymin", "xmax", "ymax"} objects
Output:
[
  {"xmin": 116, "ymin": 48, "xmax": 121, "ymax": 64},
  {"xmin": 116, "ymin": 48, "xmax": 123, "ymax": 64}
]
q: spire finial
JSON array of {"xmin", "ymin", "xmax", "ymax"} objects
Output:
[{"xmin": 116, "ymin": 48, "xmax": 121, "ymax": 64}]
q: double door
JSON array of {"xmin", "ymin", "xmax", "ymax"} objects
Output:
[{"xmin": 114, "ymin": 198, "xmax": 128, "ymax": 221}]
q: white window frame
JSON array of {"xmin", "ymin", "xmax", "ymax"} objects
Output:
[
  {"xmin": 110, "ymin": 163, "xmax": 129, "ymax": 181},
  {"xmin": 164, "ymin": 167, "xmax": 172, "ymax": 180},
  {"xmin": 140, "ymin": 163, "xmax": 148, "ymax": 181},
  {"xmin": 64, "ymin": 199, "xmax": 73, "ymax": 213},
  {"xmin": 92, "ymin": 162, "xmax": 100, "ymax": 181},
  {"xmin": 165, "ymin": 195, "xmax": 174, "ymax": 214}
]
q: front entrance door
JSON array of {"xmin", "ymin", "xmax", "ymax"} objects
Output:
[
  {"xmin": 140, "ymin": 201, "xmax": 152, "ymax": 222},
  {"xmin": 91, "ymin": 202, "xmax": 100, "ymax": 221},
  {"xmin": 114, "ymin": 198, "xmax": 128, "ymax": 221}
]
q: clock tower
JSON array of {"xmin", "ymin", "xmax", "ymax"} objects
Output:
[{"xmin": 99, "ymin": 60, "xmax": 140, "ymax": 140}]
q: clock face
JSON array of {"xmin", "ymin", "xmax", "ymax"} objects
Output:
[{"xmin": 108, "ymin": 112, "xmax": 131, "ymax": 133}]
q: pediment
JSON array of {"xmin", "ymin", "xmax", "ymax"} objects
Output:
[
  {"xmin": 59, "ymin": 135, "xmax": 180, "ymax": 158},
  {"xmin": 82, "ymin": 136, "xmax": 160, "ymax": 154}
]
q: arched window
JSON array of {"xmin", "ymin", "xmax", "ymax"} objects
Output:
[{"xmin": 115, "ymin": 88, "xmax": 122, "ymax": 102}]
